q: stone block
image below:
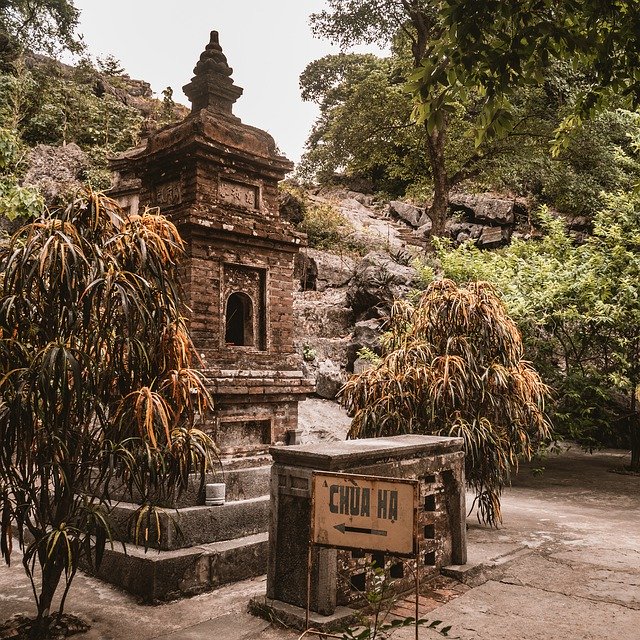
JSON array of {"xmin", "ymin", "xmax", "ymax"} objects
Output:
[
  {"xmin": 267, "ymin": 435, "xmax": 466, "ymax": 616},
  {"xmin": 93, "ymin": 532, "xmax": 268, "ymax": 603},
  {"xmin": 108, "ymin": 495, "xmax": 270, "ymax": 550}
]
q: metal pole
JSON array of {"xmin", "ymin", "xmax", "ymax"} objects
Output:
[
  {"xmin": 306, "ymin": 540, "xmax": 312, "ymax": 631},
  {"xmin": 415, "ymin": 512, "xmax": 420, "ymax": 640}
]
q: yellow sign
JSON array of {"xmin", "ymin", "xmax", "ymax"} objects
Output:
[{"xmin": 311, "ymin": 472, "xmax": 418, "ymax": 556}]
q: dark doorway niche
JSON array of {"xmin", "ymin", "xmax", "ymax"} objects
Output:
[
  {"xmin": 225, "ymin": 291, "xmax": 254, "ymax": 346},
  {"xmin": 222, "ymin": 264, "xmax": 267, "ymax": 350}
]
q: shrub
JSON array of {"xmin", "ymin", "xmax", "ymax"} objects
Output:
[{"xmin": 341, "ymin": 280, "xmax": 552, "ymax": 526}]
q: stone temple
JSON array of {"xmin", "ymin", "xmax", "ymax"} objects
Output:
[{"xmin": 101, "ymin": 31, "xmax": 313, "ymax": 601}]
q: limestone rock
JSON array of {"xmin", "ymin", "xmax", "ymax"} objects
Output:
[
  {"xmin": 415, "ymin": 216, "xmax": 434, "ymax": 239},
  {"xmin": 347, "ymin": 251, "xmax": 417, "ymax": 319},
  {"xmin": 297, "ymin": 397, "xmax": 351, "ymax": 442},
  {"xmin": 315, "ymin": 359, "xmax": 347, "ymax": 400},
  {"xmin": 449, "ymin": 193, "xmax": 517, "ymax": 225},
  {"xmin": 337, "ymin": 197, "xmax": 406, "ymax": 250},
  {"xmin": 23, "ymin": 143, "xmax": 88, "ymax": 204},
  {"xmin": 346, "ymin": 318, "xmax": 383, "ymax": 371},
  {"xmin": 478, "ymin": 225, "xmax": 512, "ymax": 248},
  {"xmin": 445, "ymin": 220, "xmax": 485, "ymax": 242},
  {"xmin": 293, "ymin": 289, "xmax": 353, "ymax": 340},
  {"xmin": 389, "ymin": 200, "xmax": 425, "ymax": 228},
  {"xmin": 294, "ymin": 252, "xmax": 318, "ymax": 291},
  {"xmin": 305, "ymin": 249, "xmax": 356, "ymax": 291}
]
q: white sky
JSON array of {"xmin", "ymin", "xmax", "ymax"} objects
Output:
[{"xmin": 72, "ymin": 1, "xmax": 385, "ymax": 163}]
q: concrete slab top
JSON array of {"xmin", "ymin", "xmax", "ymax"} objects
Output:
[{"xmin": 269, "ymin": 434, "xmax": 464, "ymax": 470}]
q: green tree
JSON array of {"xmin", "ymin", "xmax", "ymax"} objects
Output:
[
  {"xmin": 309, "ymin": 1, "xmax": 457, "ymax": 233},
  {"xmin": 0, "ymin": 0, "xmax": 81, "ymax": 63},
  {"xmin": 409, "ymin": 1, "xmax": 640, "ymax": 153},
  {"xmin": 96, "ymin": 54, "xmax": 124, "ymax": 77},
  {"xmin": 0, "ymin": 127, "xmax": 43, "ymax": 220},
  {"xmin": 299, "ymin": 52, "xmax": 429, "ymax": 195},
  {"xmin": 437, "ymin": 197, "xmax": 640, "ymax": 470},
  {"xmin": 340, "ymin": 279, "xmax": 552, "ymax": 525},
  {"xmin": 306, "ymin": 2, "xmax": 592, "ymax": 228},
  {"xmin": 0, "ymin": 190, "xmax": 218, "ymax": 637}
]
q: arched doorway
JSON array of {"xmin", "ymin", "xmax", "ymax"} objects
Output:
[{"xmin": 225, "ymin": 292, "xmax": 254, "ymax": 346}]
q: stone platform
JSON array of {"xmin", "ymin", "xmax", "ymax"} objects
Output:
[{"xmin": 93, "ymin": 456, "xmax": 272, "ymax": 602}]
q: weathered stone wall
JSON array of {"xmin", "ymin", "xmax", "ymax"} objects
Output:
[
  {"xmin": 181, "ymin": 231, "xmax": 299, "ymax": 369},
  {"xmin": 267, "ymin": 436, "xmax": 466, "ymax": 616}
]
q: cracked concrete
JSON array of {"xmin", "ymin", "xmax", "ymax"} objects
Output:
[{"xmin": 0, "ymin": 446, "xmax": 638, "ymax": 639}]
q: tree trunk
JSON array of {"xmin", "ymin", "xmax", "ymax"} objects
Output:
[
  {"xmin": 631, "ymin": 385, "xmax": 640, "ymax": 471},
  {"xmin": 30, "ymin": 558, "xmax": 64, "ymax": 639},
  {"xmin": 425, "ymin": 126, "xmax": 449, "ymax": 237}
]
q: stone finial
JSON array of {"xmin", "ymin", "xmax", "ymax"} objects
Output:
[{"xmin": 183, "ymin": 30, "xmax": 243, "ymax": 115}]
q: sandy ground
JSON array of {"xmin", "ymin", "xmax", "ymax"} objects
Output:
[{"xmin": 0, "ymin": 445, "xmax": 638, "ymax": 639}]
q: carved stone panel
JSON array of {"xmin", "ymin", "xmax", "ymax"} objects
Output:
[
  {"xmin": 219, "ymin": 178, "xmax": 259, "ymax": 210},
  {"xmin": 155, "ymin": 179, "xmax": 183, "ymax": 207}
]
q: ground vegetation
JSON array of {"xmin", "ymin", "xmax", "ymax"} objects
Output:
[{"xmin": 436, "ymin": 196, "xmax": 640, "ymax": 470}]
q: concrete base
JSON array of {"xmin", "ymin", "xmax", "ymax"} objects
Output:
[
  {"xmin": 93, "ymin": 532, "xmax": 268, "ymax": 603},
  {"xmin": 249, "ymin": 596, "xmax": 358, "ymax": 633},
  {"xmin": 441, "ymin": 563, "xmax": 485, "ymax": 587},
  {"xmin": 108, "ymin": 496, "xmax": 270, "ymax": 550}
]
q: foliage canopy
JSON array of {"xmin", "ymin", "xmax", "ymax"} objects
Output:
[{"xmin": 0, "ymin": 0, "xmax": 81, "ymax": 62}]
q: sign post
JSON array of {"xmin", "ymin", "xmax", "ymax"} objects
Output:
[{"xmin": 306, "ymin": 472, "xmax": 421, "ymax": 638}]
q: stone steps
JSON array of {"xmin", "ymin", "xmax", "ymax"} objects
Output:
[
  {"xmin": 106, "ymin": 461, "xmax": 271, "ymax": 507},
  {"xmin": 93, "ymin": 531, "xmax": 268, "ymax": 603},
  {"xmin": 107, "ymin": 495, "xmax": 270, "ymax": 551}
]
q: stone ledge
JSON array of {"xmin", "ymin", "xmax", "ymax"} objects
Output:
[
  {"xmin": 108, "ymin": 496, "xmax": 269, "ymax": 550},
  {"xmin": 93, "ymin": 532, "xmax": 268, "ymax": 603},
  {"xmin": 270, "ymin": 435, "xmax": 464, "ymax": 470},
  {"xmin": 441, "ymin": 563, "xmax": 486, "ymax": 587},
  {"xmin": 249, "ymin": 596, "xmax": 358, "ymax": 633}
]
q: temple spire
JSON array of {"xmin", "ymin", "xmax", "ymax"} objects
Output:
[{"xmin": 183, "ymin": 31, "xmax": 243, "ymax": 114}]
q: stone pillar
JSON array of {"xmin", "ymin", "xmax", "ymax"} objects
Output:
[{"xmin": 266, "ymin": 435, "xmax": 466, "ymax": 617}]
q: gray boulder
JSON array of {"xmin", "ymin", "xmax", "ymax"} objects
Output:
[
  {"xmin": 389, "ymin": 200, "xmax": 424, "ymax": 228},
  {"xmin": 445, "ymin": 220, "xmax": 485, "ymax": 242},
  {"xmin": 23, "ymin": 143, "xmax": 88, "ymax": 204},
  {"xmin": 478, "ymin": 225, "xmax": 512, "ymax": 248},
  {"xmin": 315, "ymin": 359, "xmax": 347, "ymax": 400},
  {"xmin": 347, "ymin": 251, "xmax": 417, "ymax": 319},
  {"xmin": 346, "ymin": 318, "xmax": 383, "ymax": 371},
  {"xmin": 294, "ymin": 252, "xmax": 318, "ymax": 291},
  {"xmin": 415, "ymin": 217, "xmax": 433, "ymax": 239},
  {"xmin": 449, "ymin": 193, "xmax": 517, "ymax": 225},
  {"xmin": 293, "ymin": 289, "xmax": 353, "ymax": 340},
  {"xmin": 306, "ymin": 248, "xmax": 356, "ymax": 292}
]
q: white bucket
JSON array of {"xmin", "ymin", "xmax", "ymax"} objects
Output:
[{"xmin": 205, "ymin": 482, "xmax": 226, "ymax": 506}]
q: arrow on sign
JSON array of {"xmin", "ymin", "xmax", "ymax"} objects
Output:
[{"xmin": 334, "ymin": 523, "xmax": 387, "ymax": 537}]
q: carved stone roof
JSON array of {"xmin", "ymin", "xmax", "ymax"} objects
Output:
[{"xmin": 183, "ymin": 30, "xmax": 243, "ymax": 114}]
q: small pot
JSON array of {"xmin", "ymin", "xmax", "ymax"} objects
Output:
[{"xmin": 205, "ymin": 482, "xmax": 226, "ymax": 506}]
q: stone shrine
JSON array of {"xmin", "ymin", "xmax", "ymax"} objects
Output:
[
  {"xmin": 257, "ymin": 435, "xmax": 467, "ymax": 631},
  {"xmin": 99, "ymin": 30, "xmax": 313, "ymax": 601}
]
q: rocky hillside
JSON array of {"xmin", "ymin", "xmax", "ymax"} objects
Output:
[{"xmin": 290, "ymin": 187, "xmax": 570, "ymax": 400}]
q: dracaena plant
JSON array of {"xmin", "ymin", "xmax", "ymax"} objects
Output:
[
  {"xmin": 340, "ymin": 279, "xmax": 552, "ymax": 526},
  {"xmin": 0, "ymin": 189, "xmax": 218, "ymax": 638}
]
